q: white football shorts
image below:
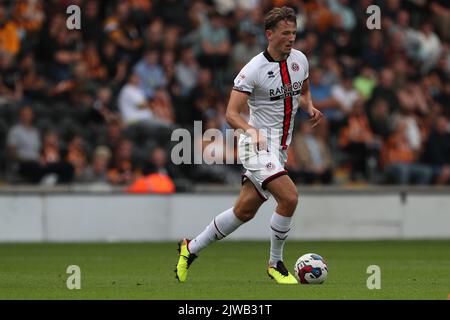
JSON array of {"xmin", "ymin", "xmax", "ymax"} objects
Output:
[{"xmin": 238, "ymin": 134, "xmax": 288, "ymax": 201}]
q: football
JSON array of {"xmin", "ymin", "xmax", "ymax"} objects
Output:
[{"xmin": 294, "ymin": 253, "xmax": 328, "ymax": 284}]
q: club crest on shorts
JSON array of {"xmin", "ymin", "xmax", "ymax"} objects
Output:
[
  {"xmin": 265, "ymin": 162, "xmax": 275, "ymax": 171},
  {"xmin": 291, "ymin": 62, "xmax": 299, "ymax": 72}
]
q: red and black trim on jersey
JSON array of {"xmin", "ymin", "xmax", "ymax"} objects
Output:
[
  {"xmin": 279, "ymin": 61, "xmax": 293, "ymax": 150},
  {"xmin": 263, "ymin": 49, "xmax": 294, "ymax": 149},
  {"xmin": 263, "ymin": 49, "xmax": 290, "ymax": 63},
  {"xmin": 233, "ymin": 87, "xmax": 251, "ymax": 95}
]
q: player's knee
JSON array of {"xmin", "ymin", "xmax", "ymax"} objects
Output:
[
  {"xmin": 234, "ymin": 207, "xmax": 257, "ymax": 222},
  {"xmin": 281, "ymin": 192, "xmax": 298, "ymax": 211}
]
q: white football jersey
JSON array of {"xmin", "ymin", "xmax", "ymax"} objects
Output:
[{"xmin": 233, "ymin": 48, "xmax": 309, "ymax": 150}]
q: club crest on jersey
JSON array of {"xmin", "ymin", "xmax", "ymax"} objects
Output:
[
  {"xmin": 291, "ymin": 62, "xmax": 300, "ymax": 72},
  {"xmin": 265, "ymin": 162, "xmax": 275, "ymax": 171}
]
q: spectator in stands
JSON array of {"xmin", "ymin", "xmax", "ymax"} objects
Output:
[
  {"xmin": 219, "ymin": 0, "xmax": 260, "ymax": 15},
  {"xmin": 66, "ymin": 133, "xmax": 88, "ymax": 182},
  {"xmin": 339, "ymin": 99, "xmax": 379, "ymax": 181},
  {"xmin": 97, "ymin": 119, "xmax": 124, "ymax": 154},
  {"xmin": 326, "ymin": 0, "xmax": 356, "ymax": 31},
  {"xmin": 397, "ymin": 81, "xmax": 429, "ymax": 116},
  {"xmin": 81, "ymin": 0, "xmax": 101, "ymax": 42},
  {"xmin": 133, "ymin": 48, "xmax": 167, "ymax": 99},
  {"xmin": 381, "ymin": 0, "xmax": 401, "ymax": 21},
  {"xmin": 18, "ymin": 52, "xmax": 47, "ymax": 100},
  {"xmin": 45, "ymin": 24, "xmax": 82, "ymax": 82},
  {"xmin": 197, "ymin": 11, "xmax": 231, "ymax": 85},
  {"xmin": 231, "ymin": 30, "xmax": 263, "ymax": 75},
  {"xmin": 381, "ymin": 118, "xmax": 433, "ymax": 185},
  {"xmin": 237, "ymin": 6, "xmax": 266, "ymax": 48},
  {"xmin": 64, "ymin": 61, "xmax": 96, "ymax": 106},
  {"xmin": 439, "ymin": 81, "xmax": 450, "ymax": 118},
  {"xmin": 161, "ymin": 50, "xmax": 181, "ymax": 101},
  {"xmin": 309, "ymin": 67, "xmax": 342, "ymax": 130},
  {"xmin": 388, "ymin": 9, "xmax": 412, "ymax": 39},
  {"xmin": 0, "ymin": 51, "xmax": 23, "ymax": 104},
  {"xmin": 149, "ymin": 89, "xmax": 175, "ymax": 125},
  {"xmin": 83, "ymin": 42, "xmax": 108, "ymax": 81},
  {"xmin": 38, "ymin": 130, "xmax": 74, "ymax": 184},
  {"xmin": 413, "ymin": 21, "xmax": 443, "ymax": 74},
  {"xmin": 321, "ymin": 54, "xmax": 341, "ymax": 86},
  {"xmin": 162, "ymin": 26, "xmax": 180, "ymax": 52},
  {"xmin": 99, "ymin": 40, "xmax": 128, "ymax": 87},
  {"xmin": 368, "ymin": 68, "xmax": 399, "ymax": 113},
  {"xmin": 393, "ymin": 86, "xmax": 428, "ymax": 153},
  {"xmin": 129, "ymin": 0, "xmax": 153, "ymax": 27},
  {"xmin": 385, "ymin": 34, "xmax": 408, "ymax": 70},
  {"xmin": 332, "ymin": 30, "xmax": 355, "ymax": 70},
  {"xmin": 0, "ymin": 4, "xmax": 20, "ymax": 55},
  {"xmin": 192, "ymin": 117, "xmax": 240, "ymax": 185},
  {"xmin": 153, "ymin": 0, "xmax": 189, "ymax": 29},
  {"xmin": 118, "ymin": 73, "xmax": 173, "ymax": 147},
  {"xmin": 118, "ymin": 73, "xmax": 157, "ymax": 125},
  {"xmin": 368, "ymin": 98, "xmax": 391, "ymax": 139},
  {"xmin": 291, "ymin": 121, "xmax": 333, "ymax": 185},
  {"xmin": 103, "ymin": 0, "xmax": 142, "ymax": 60},
  {"xmin": 296, "ymin": 32, "xmax": 320, "ymax": 64},
  {"xmin": 144, "ymin": 147, "xmax": 169, "ymax": 176},
  {"xmin": 422, "ymin": 115, "xmax": 450, "ymax": 184},
  {"xmin": 175, "ymin": 47, "xmax": 200, "ymax": 97},
  {"xmin": 108, "ymin": 138, "xmax": 136, "ymax": 185},
  {"xmin": 188, "ymin": 68, "xmax": 220, "ymax": 123},
  {"xmin": 6, "ymin": 105, "xmax": 41, "ymax": 182},
  {"xmin": 141, "ymin": 146, "xmax": 185, "ymax": 183},
  {"xmin": 422, "ymin": 70, "xmax": 446, "ymax": 106},
  {"xmin": 353, "ymin": 66, "xmax": 377, "ymax": 100},
  {"xmin": 331, "ymin": 72, "xmax": 360, "ymax": 115},
  {"xmin": 430, "ymin": 1, "xmax": 450, "ymax": 41},
  {"xmin": 87, "ymin": 86, "xmax": 118, "ymax": 127},
  {"xmin": 13, "ymin": 0, "xmax": 45, "ymax": 41},
  {"xmin": 144, "ymin": 18, "xmax": 164, "ymax": 49},
  {"xmin": 389, "ymin": 56, "xmax": 409, "ymax": 88},
  {"xmin": 385, "ymin": 11, "xmax": 412, "ymax": 67},
  {"xmin": 303, "ymin": 0, "xmax": 334, "ymax": 34},
  {"xmin": 81, "ymin": 145, "xmax": 111, "ymax": 184},
  {"xmin": 126, "ymin": 164, "xmax": 176, "ymax": 194}
]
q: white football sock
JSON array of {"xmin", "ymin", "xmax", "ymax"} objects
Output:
[
  {"xmin": 269, "ymin": 212, "xmax": 292, "ymax": 267},
  {"xmin": 188, "ymin": 207, "xmax": 244, "ymax": 255}
]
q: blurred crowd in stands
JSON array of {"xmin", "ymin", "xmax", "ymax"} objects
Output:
[{"xmin": 0, "ymin": 0, "xmax": 449, "ymax": 191}]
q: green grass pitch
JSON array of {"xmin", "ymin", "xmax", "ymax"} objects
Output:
[{"xmin": 0, "ymin": 241, "xmax": 449, "ymax": 299}]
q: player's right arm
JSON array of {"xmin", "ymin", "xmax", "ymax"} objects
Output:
[
  {"xmin": 226, "ymin": 90, "xmax": 267, "ymax": 152},
  {"xmin": 227, "ymin": 60, "xmax": 268, "ymax": 151},
  {"xmin": 225, "ymin": 90, "xmax": 253, "ymax": 132}
]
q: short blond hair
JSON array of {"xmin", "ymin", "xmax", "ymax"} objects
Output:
[{"xmin": 264, "ymin": 6, "xmax": 297, "ymax": 31}]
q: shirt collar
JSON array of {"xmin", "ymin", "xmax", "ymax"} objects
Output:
[{"xmin": 263, "ymin": 48, "xmax": 290, "ymax": 62}]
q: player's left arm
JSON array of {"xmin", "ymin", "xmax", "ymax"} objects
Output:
[{"xmin": 299, "ymin": 78, "xmax": 323, "ymax": 128}]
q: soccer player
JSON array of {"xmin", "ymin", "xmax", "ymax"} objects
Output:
[{"xmin": 175, "ymin": 6, "xmax": 323, "ymax": 284}]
